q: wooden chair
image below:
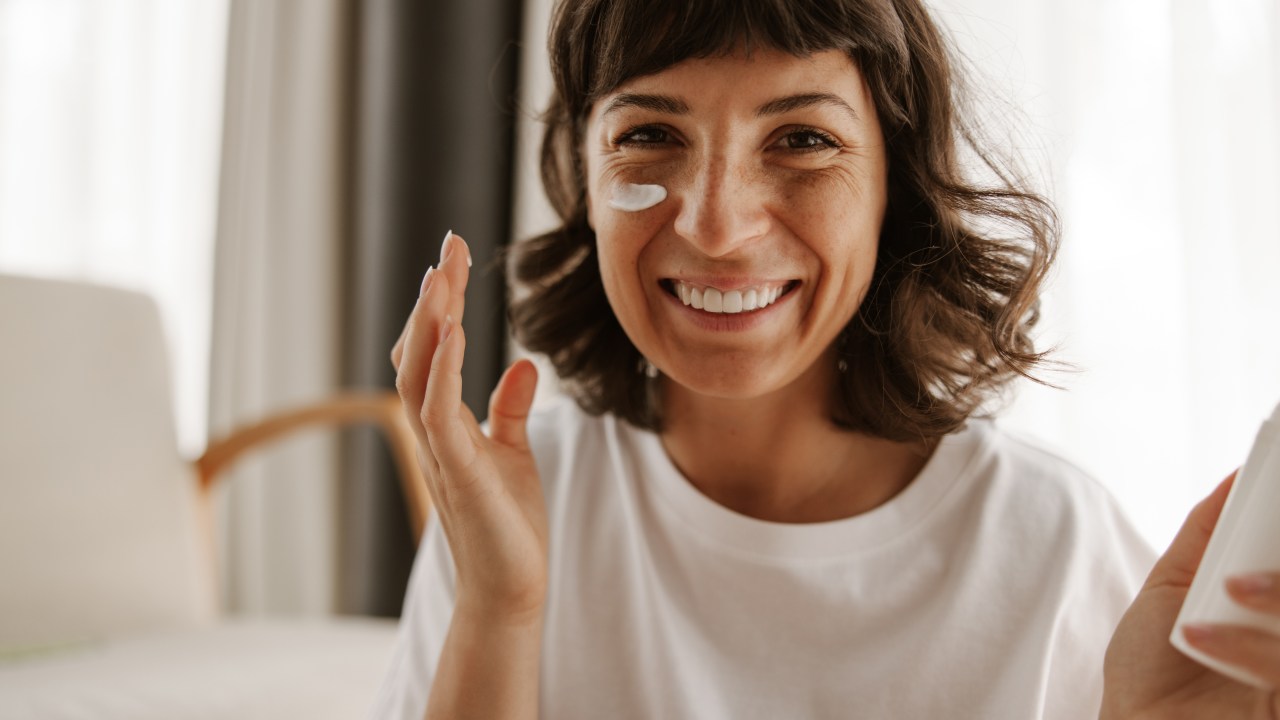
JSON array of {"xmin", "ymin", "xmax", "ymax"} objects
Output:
[{"xmin": 0, "ymin": 272, "xmax": 428, "ymax": 719}]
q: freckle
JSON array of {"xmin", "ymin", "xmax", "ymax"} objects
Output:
[{"xmin": 781, "ymin": 174, "xmax": 822, "ymax": 204}]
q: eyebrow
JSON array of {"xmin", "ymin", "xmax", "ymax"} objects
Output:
[
  {"xmin": 600, "ymin": 91, "xmax": 860, "ymax": 124},
  {"xmin": 756, "ymin": 93, "xmax": 860, "ymax": 124},
  {"xmin": 601, "ymin": 93, "xmax": 691, "ymax": 117}
]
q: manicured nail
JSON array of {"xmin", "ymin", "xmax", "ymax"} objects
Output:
[
  {"xmin": 439, "ymin": 314, "xmax": 454, "ymax": 344},
  {"xmin": 420, "ymin": 267, "xmax": 435, "ymax": 296},
  {"xmin": 1227, "ymin": 573, "xmax": 1276, "ymax": 595},
  {"xmin": 1182, "ymin": 623, "xmax": 1220, "ymax": 645},
  {"xmin": 440, "ymin": 230, "xmax": 454, "ymax": 264}
]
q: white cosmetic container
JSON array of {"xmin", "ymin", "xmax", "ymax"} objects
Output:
[
  {"xmin": 608, "ymin": 183, "xmax": 666, "ymax": 212},
  {"xmin": 1171, "ymin": 399, "xmax": 1280, "ymax": 687}
]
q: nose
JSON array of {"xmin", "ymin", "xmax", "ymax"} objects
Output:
[{"xmin": 671, "ymin": 154, "xmax": 771, "ymax": 258}]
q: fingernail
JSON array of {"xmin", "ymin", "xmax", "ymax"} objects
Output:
[
  {"xmin": 440, "ymin": 229, "xmax": 454, "ymax": 264},
  {"xmin": 439, "ymin": 314, "xmax": 454, "ymax": 344},
  {"xmin": 1227, "ymin": 573, "xmax": 1276, "ymax": 595},
  {"xmin": 1182, "ymin": 623, "xmax": 1219, "ymax": 644},
  {"xmin": 420, "ymin": 267, "xmax": 435, "ymax": 296}
]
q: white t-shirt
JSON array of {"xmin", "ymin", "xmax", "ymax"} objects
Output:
[{"xmin": 371, "ymin": 400, "xmax": 1156, "ymax": 720}]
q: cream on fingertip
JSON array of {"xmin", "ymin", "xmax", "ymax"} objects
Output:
[{"xmin": 608, "ymin": 183, "xmax": 667, "ymax": 212}]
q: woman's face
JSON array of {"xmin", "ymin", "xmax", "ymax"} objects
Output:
[{"xmin": 584, "ymin": 48, "xmax": 888, "ymax": 402}]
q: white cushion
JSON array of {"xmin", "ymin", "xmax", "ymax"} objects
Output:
[
  {"xmin": 0, "ymin": 274, "xmax": 214, "ymax": 652},
  {"xmin": 0, "ymin": 618, "xmax": 397, "ymax": 720}
]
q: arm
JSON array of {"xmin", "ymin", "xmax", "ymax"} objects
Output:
[
  {"xmin": 426, "ymin": 606, "xmax": 543, "ymax": 720},
  {"xmin": 391, "ymin": 232, "xmax": 548, "ymax": 720}
]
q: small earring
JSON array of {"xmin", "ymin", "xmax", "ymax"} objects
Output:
[
  {"xmin": 837, "ymin": 358, "xmax": 849, "ymax": 374},
  {"xmin": 637, "ymin": 357, "xmax": 659, "ymax": 378}
]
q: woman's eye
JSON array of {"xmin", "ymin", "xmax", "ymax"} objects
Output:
[
  {"xmin": 615, "ymin": 126, "xmax": 672, "ymax": 147},
  {"xmin": 778, "ymin": 128, "xmax": 841, "ymax": 153}
]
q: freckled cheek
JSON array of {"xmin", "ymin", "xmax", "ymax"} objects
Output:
[
  {"xmin": 593, "ymin": 205, "xmax": 668, "ymax": 292},
  {"xmin": 594, "ymin": 223, "xmax": 660, "ymax": 335},
  {"xmin": 589, "ymin": 161, "xmax": 677, "ymax": 226},
  {"xmin": 776, "ymin": 171, "xmax": 884, "ymax": 314},
  {"xmin": 588, "ymin": 165, "xmax": 676, "ymax": 327},
  {"xmin": 779, "ymin": 165, "xmax": 884, "ymax": 216}
]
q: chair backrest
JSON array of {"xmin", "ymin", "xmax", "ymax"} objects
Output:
[{"xmin": 0, "ymin": 273, "xmax": 214, "ymax": 653}]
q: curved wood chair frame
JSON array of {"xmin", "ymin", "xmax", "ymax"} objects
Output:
[{"xmin": 195, "ymin": 391, "xmax": 430, "ymax": 541}]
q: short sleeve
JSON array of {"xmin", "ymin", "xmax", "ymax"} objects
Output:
[
  {"xmin": 367, "ymin": 508, "xmax": 458, "ymax": 720},
  {"xmin": 1042, "ymin": 486, "xmax": 1156, "ymax": 720}
]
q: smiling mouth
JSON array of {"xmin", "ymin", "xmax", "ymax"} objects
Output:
[{"xmin": 661, "ymin": 279, "xmax": 798, "ymax": 315}]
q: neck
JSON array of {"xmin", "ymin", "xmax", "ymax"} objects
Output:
[{"xmin": 659, "ymin": 363, "xmax": 933, "ymax": 524}]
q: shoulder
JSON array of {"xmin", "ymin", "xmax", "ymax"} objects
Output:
[
  {"xmin": 968, "ymin": 419, "xmax": 1121, "ymax": 518},
  {"xmin": 957, "ymin": 418, "xmax": 1156, "ymax": 578},
  {"xmin": 943, "ymin": 422, "xmax": 1154, "ymax": 717}
]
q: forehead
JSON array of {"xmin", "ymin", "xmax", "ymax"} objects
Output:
[{"xmin": 591, "ymin": 49, "xmax": 872, "ymax": 121}]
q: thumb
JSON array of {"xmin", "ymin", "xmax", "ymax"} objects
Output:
[
  {"xmin": 1145, "ymin": 472, "xmax": 1236, "ymax": 591},
  {"xmin": 487, "ymin": 358, "xmax": 539, "ymax": 451}
]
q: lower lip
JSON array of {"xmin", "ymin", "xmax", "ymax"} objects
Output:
[{"xmin": 661, "ymin": 285, "xmax": 792, "ymax": 331}]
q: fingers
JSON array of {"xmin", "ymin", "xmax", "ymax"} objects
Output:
[
  {"xmin": 390, "ymin": 230, "xmax": 472, "ymax": 371},
  {"xmin": 1178, "ymin": 570, "xmax": 1280, "ymax": 689},
  {"xmin": 1182, "ymin": 623, "xmax": 1280, "ymax": 688},
  {"xmin": 395, "ymin": 267, "xmax": 451, "ymax": 434},
  {"xmin": 1144, "ymin": 472, "xmax": 1237, "ymax": 590},
  {"xmin": 440, "ymin": 231, "xmax": 471, "ymax": 331},
  {"xmin": 391, "ymin": 274, "xmax": 428, "ymax": 370},
  {"xmin": 393, "ymin": 229, "xmax": 485, "ymax": 512},
  {"xmin": 488, "ymin": 359, "xmax": 539, "ymax": 451},
  {"xmin": 391, "ymin": 334, "xmax": 404, "ymax": 371},
  {"xmin": 1227, "ymin": 573, "xmax": 1280, "ymax": 615},
  {"xmin": 423, "ymin": 315, "xmax": 480, "ymax": 475}
]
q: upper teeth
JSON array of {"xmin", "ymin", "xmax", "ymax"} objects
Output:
[{"xmin": 673, "ymin": 281, "xmax": 787, "ymax": 314}]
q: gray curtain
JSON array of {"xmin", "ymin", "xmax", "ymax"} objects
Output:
[{"xmin": 339, "ymin": 0, "xmax": 523, "ymax": 617}]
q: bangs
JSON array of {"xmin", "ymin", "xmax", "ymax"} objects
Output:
[{"xmin": 557, "ymin": 0, "xmax": 911, "ymax": 118}]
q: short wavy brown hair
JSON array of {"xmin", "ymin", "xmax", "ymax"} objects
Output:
[{"xmin": 508, "ymin": 0, "xmax": 1058, "ymax": 441}]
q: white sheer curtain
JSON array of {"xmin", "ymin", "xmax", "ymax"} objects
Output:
[
  {"xmin": 934, "ymin": 0, "xmax": 1280, "ymax": 549},
  {"xmin": 513, "ymin": 0, "xmax": 1280, "ymax": 552},
  {"xmin": 0, "ymin": 0, "xmax": 228, "ymax": 457},
  {"xmin": 0, "ymin": 0, "xmax": 349, "ymax": 615}
]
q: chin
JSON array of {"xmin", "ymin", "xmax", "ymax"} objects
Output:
[{"xmin": 660, "ymin": 361, "xmax": 795, "ymax": 403}]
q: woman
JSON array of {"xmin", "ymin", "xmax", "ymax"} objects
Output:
[{"xmin": 374, "ymin": 0, "xmax": 1280, "ymax": 717}]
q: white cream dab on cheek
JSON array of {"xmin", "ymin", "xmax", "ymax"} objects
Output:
[{"xmin": 607, "ymin": 182, "xmax": 667, "ymax": 212}]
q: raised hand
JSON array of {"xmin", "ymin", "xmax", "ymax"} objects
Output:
[
  {"xmin": 1102, "ymin": 474, "xmax": 1280, "ymax": 719},
  {"xmin": 392, "ymin": 231, "xmax": 548, "ymax": 623}
]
